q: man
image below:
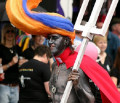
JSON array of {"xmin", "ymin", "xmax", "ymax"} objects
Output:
[
  {"xmin": 46, "ymin": 24, "xmax": 120, "ymax": 103},
  {"xmin": 47, "ymin": 33, "xmax": 120, "ymax": 103},
  {"xmin": 18, "ymin": 45, "xmax": 51, "ymax": 103},
  {"xmin": 47, "ymin": 34, "xmax": 95, "ymax": 103}
]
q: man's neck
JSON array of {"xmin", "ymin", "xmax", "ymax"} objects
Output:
[{"xmin": 33, "ymin": 55, "xmax": 47, "ymax": 64}]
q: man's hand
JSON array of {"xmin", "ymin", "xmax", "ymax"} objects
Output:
[
  {"xmin": 68, "ymin": 70, "xmax": 80, "ymax": 86},
  {"xmin": 19, "ymin": 58, "xmax": 28, "ymax": 66},
  {"xmin": 10, "ymin": 56, "xmax": 18, "ymax": 66},
  {"xmin": 12, "ymin": 56, "xmax": 18, "ymax": 64}
]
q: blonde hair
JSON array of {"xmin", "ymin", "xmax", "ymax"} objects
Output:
[
  {"xmin": 1, "ymin": 24, "xmax": 16, "ymax": 45},
  {"xmin": 93, "ymin": 35, "xmax": 107, "ymax": 45}
]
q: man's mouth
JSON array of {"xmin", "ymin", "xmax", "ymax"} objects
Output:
[
  {"xmin": 50, "ymin": 44, "xmax": 56, "ymax": 51},
  {"xmin": 50, "ymin": 46, "xmax": 55, "ymax": 50}
]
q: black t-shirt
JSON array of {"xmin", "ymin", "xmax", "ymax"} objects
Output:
[
  {"xmin": 22, "ymin": 47, "xmax": 34, "ymax": 60},
  {"xmin": 19, "ymin": 59, "xmax": 51, "ymax": 103},
  {"xmin": 97, "ymin": 54, "xmax": 113, "ymax": 74},
  {"xmin": 0, "ymin": 44, "xmax": 22, "ymax": 84},
  {"xmin": 110, "ymin": 68, "xmax": 120, "ymax": 86}
]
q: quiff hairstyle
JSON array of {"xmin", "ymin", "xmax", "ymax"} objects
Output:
[{"xmin": 34, "ymin": 45, "xmax": 51, "ymax": 58}]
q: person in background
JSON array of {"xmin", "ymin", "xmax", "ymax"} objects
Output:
[
  {"xmin": 93, "ymin": 35, "xmax": 113, "ymax": 73},
  {"xmin": 109, "ymin": 17, "xmax": 120, "ymax": 39},
  {"xmin": 110, "ymin": 47, "xmax": 120, "ymax": 92},
  {"xmin": 73, "ymin": 20, "xmax": 86, "ymax": 50},
  {"xmin": 19, "ymin": 35, "xmax": 54, "ymax": 71},
  {"xmin": 72, "ymin": 30, "xmax": 83, "ymax": 50},
  {"xmin": 97, "ymin": 21, "xmax": 120, "ymax": 62},
  {"xmin": 18, "ymin": 45, "xmax": 51, "ymax": 103},
  {"xmin": 0, "ymin": 23, "xmax": 22, "ymax": 103},
  {"xmin": 92, "ymin": 35, "xmax": 113, "ymax": 103},
  {"xmin": 22, "ymin": 35, "xmax": 45, "ymax": 60},
  {"xmin": 75, "ymin": 30, "xmax": 83, "ymax": 42}
]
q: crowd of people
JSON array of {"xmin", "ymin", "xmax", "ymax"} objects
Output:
[
  {"xmin": 0, "ymin": 0, "xmax": 120, "ymax": 103},
  {"xmin": 0, "ymin": 18, "xmax": 120, "ymax": 103},
  {"xmin": 0, "ymin": 23, "xmax": 53, "ymax": 103}
]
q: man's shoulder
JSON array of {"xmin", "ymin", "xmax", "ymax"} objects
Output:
[
  {"xmin": 29, "ymin": 59, "xmax": 49, "ymax": 68},
  {"xmin": 19, "ymin": 59, "xmax": 36, "ymax": 67},
  {"xmin": 108, "ymin": 31, "xmax": 120, "ymax": 45},
  {"xmin": 108, "ymin": 31, "xmax": 120, "ymax": 40},
  {"xmin": 52, "ymin": 61, "xmax": 57, "ymax": 69}
]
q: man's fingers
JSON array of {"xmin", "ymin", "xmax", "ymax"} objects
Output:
[
  {"xmin": 68, "ymin": 69, "xmax": 80, "ymax": 86},
  {"xmin": 68, "ymin": 75, "xmax": 79, "ymax": 80},
  {"xmin": 72, "ymin": 69, "xmax": 78, "ymax": 73}
]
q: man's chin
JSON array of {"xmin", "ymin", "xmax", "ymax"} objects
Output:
[
  {"xmin": 51, "ymin": 51, "xmax": 59, "ymax": 56},
  {"xmin": 50, "ymin": 50, "xmax": 56, "ymax": 55}
]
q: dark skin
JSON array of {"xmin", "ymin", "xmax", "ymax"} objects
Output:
[
  {"xmin": 47, "ymin": 34, "xmax": 68, "ymax": 56},
  {"xmin": 47, "ymin": 34, "xmax": 95, "ymax": 103},
  {"xmin": 68, "ymin": 69, "xmax": 80, "ymax": 86},
  {"xmin": 47, "ymin": 34, "xmax": 80, "ymax": 85}
]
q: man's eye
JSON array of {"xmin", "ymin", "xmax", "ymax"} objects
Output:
[
  {"xmin": 47, "ymin": 36, "xmax": 51, "ymax": 40},
  {"xmin": 53, "ymin": 36, "xmax": 59, "ymax": 39},
  {"xmin": 47, "ymin": 35, "xmax": 61, "ymax": 40}
]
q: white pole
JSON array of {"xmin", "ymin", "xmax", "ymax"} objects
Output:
[
  {"xmin": 60, "ymin": 38, "xmax": 89, "ymax": 103},
  {"xmin": 101, "ymin": 0, "xmax": 119, "ymax": 35},
  {"xmin": 74, "ymin": 0, "xmax": 89, "ymax": 29}
]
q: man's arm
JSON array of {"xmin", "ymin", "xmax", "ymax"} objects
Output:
[
  {"xmin": 68, "ymin": 69, "xmax": 95, "ymax": 103},
  {"xmin": 44, "ymin": 81, "xmax": 51, "ymax": 96}
]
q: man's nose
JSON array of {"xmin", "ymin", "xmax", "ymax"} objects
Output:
[{"xmin": 48, "ymin": 38, "xmax": 54, "ymax": 45}]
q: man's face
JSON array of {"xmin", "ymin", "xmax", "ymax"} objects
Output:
[{"xmin": 47, "ymin": 34, "xmax": 66, "ymax": 56}]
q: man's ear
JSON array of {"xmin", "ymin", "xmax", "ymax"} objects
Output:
[
  {"xmin": 64, "ymin": 37, "xmax": 70, "ymax": 46},
  {"xmin": 64, "ymin": 39, "xmax": 68, "ymax": 45}
]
